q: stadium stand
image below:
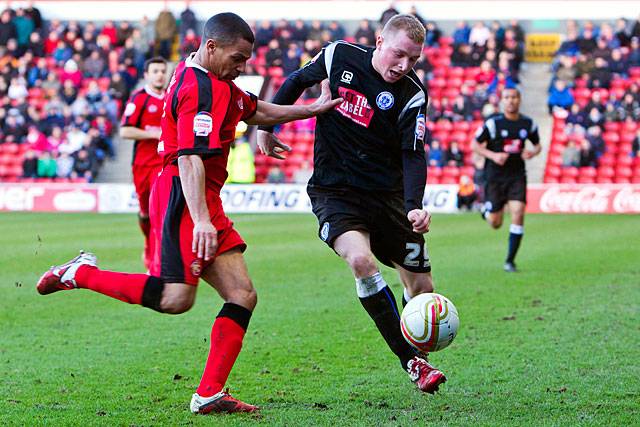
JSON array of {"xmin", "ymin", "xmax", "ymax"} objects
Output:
[
  {"xmin": 0, "ymin": 4, "xmax": 529, "ymax": 189},
  {"xmin": 544, "ymin": 19, "xmax": 640, "ymax": 184}
]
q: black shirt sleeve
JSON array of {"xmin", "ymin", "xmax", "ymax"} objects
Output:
[
  {"xmin": 402, "ymin": 148, "xmax": 427, "ymax": 213},
  {"xmin": 258, "ymin": 48, "xmax": 329, "ymax": 132},
  {"xmin": 528, "ymin": 120, "xmax": 540, "ymax": 145}
]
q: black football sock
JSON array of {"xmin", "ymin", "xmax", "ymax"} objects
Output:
[
  {"xmin": 356, "ymin": 273, "xmax": 417, "ymax": 369},
  {"xmin": 506, "ymin": 224, "xmax": 524, "ymax": 264}
]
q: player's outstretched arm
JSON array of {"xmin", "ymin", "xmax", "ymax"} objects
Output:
[
  {"xmin": 177, "ymin": 155, "xmax": 218, "ymax": 261},
  {"xmin": 245, "ymin": 80, "xmax": 342, "ymax": 126},
  {"xmin": 120, "ymin": 126, "xmax": 162, "ymax": 140}
]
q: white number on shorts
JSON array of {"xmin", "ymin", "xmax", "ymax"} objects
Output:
[{"xmin": 404, "ymin": 243, "xmax": 430, "ymax": 268}]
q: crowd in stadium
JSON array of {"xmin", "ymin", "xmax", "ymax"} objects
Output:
[{"xmin": 547, "ymin": 19, "xmax": 640, "ymax": 174}]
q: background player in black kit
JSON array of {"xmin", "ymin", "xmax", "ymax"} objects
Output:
[
  {"xmin": 258, "ymin": 15, "xmax": 447, "ymax": 394},
  {"xmin": 472, "ymin": 87, "xmax": 541, "ymax": 272}
]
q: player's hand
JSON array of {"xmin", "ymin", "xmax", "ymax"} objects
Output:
[
  {"xmin": 192, "ymin": 220, "xmax": 218, "ymax": 261},
  {"xmin": 148, "ymin": 127, "xmax": 162, "ymax": 140},
  {"xmin": 493, "ymin": 152, "xmax": 509, "ymax": 166},
  {"xmin": 521, "ymin": 150, "xmax": 537, "ymax": 160},
  {"xmin": 257, "ymin": 130, "xmax": 291, "ymax": 160},
  {"xmin": 308, "ymin": 79, "xmax": 343, "ymax": 115},
  {"xmin": 407, "ymin": 209, "xmax": 431, "ymax": 234}
]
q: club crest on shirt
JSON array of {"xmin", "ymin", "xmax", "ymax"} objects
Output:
[
  {"xmin": 147, "ymin": 104, "xmax": 158, "ymax": 113},
  {"xmin": 415, "ymin": 114, "xmax": 426, "ymax": 141},
  {"xmin": 193, "ymin": 111, "xmax": 213, "ymax": 136},
  {"xmin": 124, "ymin": 102, "xmax": 136, "ymax": 116},
  {"xmin": 501, "ymin": 129, "xmax": 509, "ymax": 137},
  {"xmin": 519, "ymin": 128, "xmax": 528, "ymax": 139},
  {"xmin": 376, "ymin": 91, "xmax": 394, "ymax": 110}
]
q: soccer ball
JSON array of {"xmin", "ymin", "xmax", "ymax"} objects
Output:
[{"xmin": 400, "ymin": 293, "xmax": 459, "ymax": 352}]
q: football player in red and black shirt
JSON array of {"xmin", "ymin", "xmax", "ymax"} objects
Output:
[
  {"xmin": 36, "ymin": 13, "xmax": 342, "ymax": 415},
  {"xmin": 120, "ymin": 57, "xmax": 167, "ymax": 269}
]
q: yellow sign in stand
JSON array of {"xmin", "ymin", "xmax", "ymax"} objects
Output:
[{"xmin": 525, "ymin": 33, "xmax": 561, "ymax": 62}]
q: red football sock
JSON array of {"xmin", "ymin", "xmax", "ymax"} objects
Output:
[
  {"xmin": 196, "ymin": 316, "xmax": 247, "ymax": 397},
  {"xmin": 75, "ymin": 265, "xmax": 147, "ymax": 305}
]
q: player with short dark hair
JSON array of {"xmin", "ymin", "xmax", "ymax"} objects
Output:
[
  {"xmin": 36, "ymin": 12, "xmax": 341, "ymax": 415},
  {"xmin": 258, "ymin": 14, "xmax": 447, "ymax": 394},
  {"xmin": 472, "ymin": 87, "xmax": 541, "ymax": 272},
  {"xmin": 120, "ymin": 56, "xmax": 167, "ymax": 269}
]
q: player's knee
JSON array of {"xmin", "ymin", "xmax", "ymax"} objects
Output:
[
  {"xmin": 227, "ymin": 286, "xmax": 257, "ymax": 311},
  {"xmin": 346, "ymin": 253, "xmax": 377, "ymax": 277},
  {"xmin": 160, "ymin": 292, "xmax": 195, "ymax": 314},
  {"xmin": 488, "ymin": 217, "xmax": 502, "ymax": 229}
]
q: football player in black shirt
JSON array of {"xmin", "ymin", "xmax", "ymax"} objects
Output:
[
  {"xmin": 258, "ymin": 15, "xmax": 447, "ymax": 394},
  {"xmin": 472, "ymin": 87, "xmax": 541, "ymax": 272}
]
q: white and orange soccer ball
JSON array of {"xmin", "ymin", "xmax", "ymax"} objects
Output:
[{"xmin": 400, "ymin": 293, "xmax": 459, "ymax": 352}]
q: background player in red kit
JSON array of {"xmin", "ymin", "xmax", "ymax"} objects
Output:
[
  {"xmin": 36, "ymin": 13, "xmax": 342, "ymax": 415},
  {"xmin": 120, "ymin": 57, "xmax": 168, "ymax": 269}
]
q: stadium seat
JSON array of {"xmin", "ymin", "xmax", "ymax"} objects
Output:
[{"xmin": 562, "ymin": 167, "xmax": 579, "ymax": 178}]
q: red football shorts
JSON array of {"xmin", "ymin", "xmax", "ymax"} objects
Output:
[
  {"xmin": 148, "ymin": 164, "xmax": 246, "ymax": 285},
  {"xmin": 133, "ymin": 164, "xmax": 162, "ymax": 217}
]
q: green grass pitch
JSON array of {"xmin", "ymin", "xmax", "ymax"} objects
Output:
[{"xmin": 1, "ymin": 212, "xmax": 639, "ymax": 426}]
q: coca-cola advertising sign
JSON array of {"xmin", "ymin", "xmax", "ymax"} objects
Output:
[{"xmin": 528, "ymin": 184, "xmax": 640, "ymax": 214}]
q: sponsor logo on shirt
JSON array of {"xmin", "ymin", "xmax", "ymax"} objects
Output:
[
  {"xmin": 340, "ymin": 70, "xmax": 354, "ymax": 84},
  {"xmin": 376, "ymin": 91, "xmax": 394, "ymax": 110},
  {"xmin": 193, "ymin": 112, "xmax": 213, "ymax": 137},
  {"xmin": 237, "ymin": 98, "xmax": 244, "ymax": 110},
  {"xmin": 415, "ymin": 114, "xmax": 426, "ymax": 141},
  {"xmin": 336, "ymin": 87, "xmax": 374, "ymax": 127}
]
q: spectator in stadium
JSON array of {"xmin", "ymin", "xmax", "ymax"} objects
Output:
[
  {"xmin": 179, "ymin": 3, "xmax": 198, "ymax": 39},
  {"xmin": 0, "ymin": 10, "xmax": 16, "ymax": 46},
  {"xmin": 592, "ymin": 37, "xmax": 612, "ymax": 60},
  {"xmin": 604, "ymin": 102, "xmax": 622, "ymax": 122},
  {"xmin": 588, "ymin": 57, "xmax": 612, "ymax": 89},
  {"xmin": 585, "ymin": 107, "xmax": 604, "ymax": 130},
  {"xmin": 452, "ymin": 95, "xmax": 472, "ymax": 122},
  {"xmin": 267, "ymin": 164, "xmax": 286, "ymax": 183},
  {"xmin": 554, "ymin": 55, "xmax": 577, "ymax": 85},
  {"xmin": 457, "ymin": 174, "xmax": 476, "ymax": 211},
  {"xmin": 56, "ymin": 151, "xmax": 74, "ymax": 178},
  {"xmin": 445, "ymin": 141, "xmax": 464, "ymax": 167},
  {"xmin": 290, "ymin": 19, "xmax": 308, "ymax": 43},
  {"xmin": 548, "ymin": 79, "xmax": 574, "ymax": 114},
  {"xmin": 620, "ymin": 93, "xmax": 640, "ymax": 120},
  {"xmin": 22, "ymin": 149, "xmax": 38, "ymax": 178},
  {"xmin": 557, "ymin": 28, "xmax": 579, "ymax": 56},
  {"xmin": 8, "ymin": 76, "xmax": 28, "ymax": 100},
  {"xmin": 628, "ymin": 37, "xmax": 640, "ymax": 67},
  {"xmin": 327, "ymin": 20, "xmax": 346, "ymax": 41},
  {"xmin": 37, "ymin": 151, "xmax": 57, "ymax": 178},
  {"xmin": 24, "ymin": 1, "xmax": 42, "ymax": 30},
  {"xmin": 282, "ymin": 43, "xmax": 301, "ymax": 75},
  {"xmin": 13, "ymin": 8, "xmax": 34, "ymax": 55},
  {"xmin": 154, "ymin": 8, "xmax": 177, "ymax": 59},
  {"xmin": 562, "ymin": 140, "xmax": 580, "ymax": 167},
  {"xmin": 181, "ymin": 28, "xmax": 201, "ymax": 58},
  {"xmin": 453, "ymin": 20, "xmax": 470, "ymax": 46},
  {"xmin": 578, "ymin": 27, "xmax": 597, "ymax": 54},
  {"xmin": 355, "ymin": 19, "xmax": 376, "ymax": 45},
  {"xmin": 60, "ymin": 79, "xmax": 79, "ymax": 105},
  {"xmin": 424, "ymin": 21, "xmax": 442, "ymax": 47},
  {"xmin": 607, "ymin": 45, "xmax": 628, "ymax": 71},
  {"xmin": 254, "ymin": 20, "xmax": 273, "ymax": 48},
  {"xmin": 25, "ymin": 125, "xmax": 49, "ymax": 152},
  {"xmin": 59, "ymin": 124, "xmax": 86, "ymax": 154},
  {"xmin": 632, "ymin": 14, "xmax": 640, "ymax": 38},
  {"xmin": 71, "ymin": 148, "xmax": 93, "ymax": 181},
  {"xmin": 586, "ymin": 125, "xmax": 605, "ymax": 158},
  {"xmin": 379, "ymin": 3, "xmax": 399, "ymax": 27},
  {"xmin": 2, "ymin": 113, "xmax": 27, "ymax": 143},
  {"xmin": 632, "ymin": 129, "xmax": 640, "ymax": 157},
  {"xmin": 508, "ymin": 19, "xmax": 525, "ymax": 43},
  {"xmin": 26, "ymin": 31, "xmax": 44, "ymax": 57},
  {"xmin": 428, "ymin": 139, "xmax": 444, "ymax": 167},
  {"xmin": 265, "ymin": 39, "xmax": 283, "ymax": 68},
  {"xmin": 575, "ymin": 53, "xmax": 595, "ymax": 78},
  {"xmin": 579, "ymin": 139, "xmax": 597, "ymax": 167},
  {"xmin": 451, "ymin": 43, "xmax": 475, "ymax": 67},
  {"xmin": 47, "ymin": 126, "xmax": 65, "ymax": 151},
  {"xmin": 469, "ymin": 21, "xmax": 491, "ymax": 47}
]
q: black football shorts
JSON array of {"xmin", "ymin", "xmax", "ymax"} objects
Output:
[
  {"xmin": 307, "ymin": 185, "xmax": 431, "ymax": 273},
  {"xmin": 484, "ymin": 175, "xmax": 527, "ymax": 213}
]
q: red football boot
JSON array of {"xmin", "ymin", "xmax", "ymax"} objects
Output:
[
  {"xmin": 36, "ymin": 251, "xmax": 97, "ymax": 295},
  {"xmin": 190, "ymin": 390, "xmax": 258, "ymax": 414},
  {"xmin": 407, "ymin": 356, "xmax": 447, "ymax": 394}
]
